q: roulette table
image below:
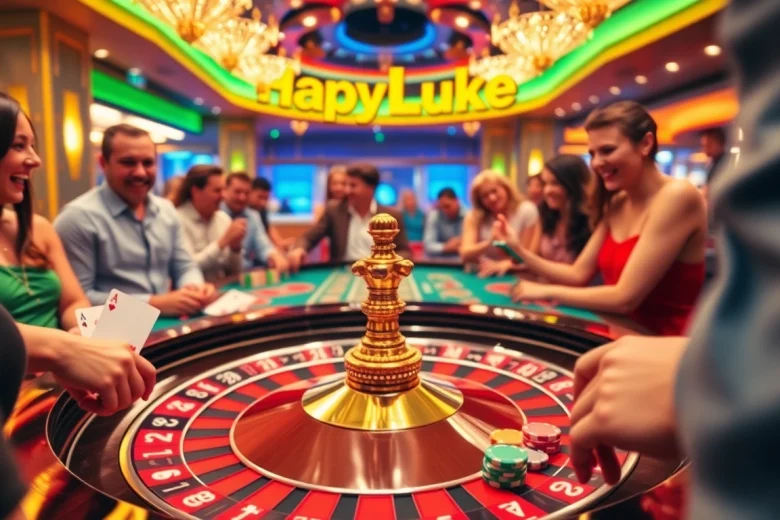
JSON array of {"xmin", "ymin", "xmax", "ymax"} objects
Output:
[{"xmin": 9, "ymin": 222, "xmax": 686, "ymax": 520}]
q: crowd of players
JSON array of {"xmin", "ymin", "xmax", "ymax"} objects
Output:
[{"xmin": 1, "ymin": 0, "xmax": 779, "ymax": 517}]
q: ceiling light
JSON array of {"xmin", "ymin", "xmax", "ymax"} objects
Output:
[
  {"xmin": 211, "ymin": 106, "xmax": 222, "ymax": 115},
  {"xmin": 635, "ymin": 75, "xmax": 648, "ymax": 84},
  {"xmin": 571, "ymin": 102, "xmax": 582, "ymax": 111},
  {"xmin": 302, "ymin": 15, "xmax": 317, "ymax": 27},
  {"xmin": 704, "ymin": 45, "xmax": 721, "ymax": 57},
  {"xmin": 455, "ymin": 16, "xmax": 470, "ymax": 28},
  {"xmin": 554, "ymin": 107, "xmax": 566, "ymax": 117},
  {"xmin": 128, "ymin": 67, "xmax": 142, "ymax": 76},
  {"xmin": 134, "ymin": 0, "xmax": 251, "ymax": 43},
  {"xmin": 193, "ymin": 97, "xmax": 204, "ymax": 105},
  {"xmin": 665, "ymin": 61, "xmax": 680, "ymax": 73},
  {"xmin": 588, "ymin": 95, "xmax": 599, "ymax": 104},
  {"xmin": 468, "ymin": 0, "xmax": 482, "ymax": 9},
  {"xmin": 609, "ymin": 86, "xmax": 621, "ymax": 96},
  {"xmin": 94, "ymin": 49, "xmax": 109, "ymax": 59}
]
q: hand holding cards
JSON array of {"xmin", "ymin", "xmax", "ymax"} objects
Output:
[{"xmin": 75, "ymin": 289, "xmax": 161, "ymax": 353}]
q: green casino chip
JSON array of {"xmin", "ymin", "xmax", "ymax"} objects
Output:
[
  {"xmin": 485, "ymin": 477, "xmax": 525, "ymax": 489},
  {"xmin": 482, "ymin": 469, "xmax": 527, "ymax": 484},
  {"xmin": 484, "ymin": 444, "xmax": 528, "ymax": 469},
  {"xmin": 482, "ymin": 460, "xmax": 526, "ymax": 480}
]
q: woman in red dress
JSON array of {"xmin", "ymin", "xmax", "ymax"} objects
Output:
[{"xmin": 497, "ymin": 101, "xmax": 707, "ymax": 336}]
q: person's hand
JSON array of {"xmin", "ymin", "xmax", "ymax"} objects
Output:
[
  {"xmin": 570, "ymin": 336, "xmax": 687, "ymax": 485},
  {"xmin": 510, "ymin": 279, "xmax": 553, "ymax": 301},
  {"xmin": 492, "ymin": 214, "xmax": 521, "ymax": 250},
  {"xmin": 182, "ymin": 283, "xmax": 218, "ymax": 304},
  {"xmin": 280, "ymin": 236, "xmax": 296, "ymax": 251},
  {"xmin": 268, "ymin": 251, "xmax": 290, "ymax": 274},
  {"xmin": 443, "ymin": 236, "xmax": 461, "ymax": 253},
  {"xmin": 287, "ymin": 247, "xmax": 307, "ymax": 273},
  {"xmin": 149, "ymin": 289, "xmax": 206, "ymax": 316},
  {"xmin": 54, "ymin": 334, "xmax": 157, "ymax": 416},
  {"xmin": 477, "ymin": 258, "xmax": 513, "ymax": 278},
  {"xmin": 67, "ymin": 326, "xmax": 80, "ymax": 335},
  {"xmin": 220, "ymin": 218, "xmax": 247, "ymax": 251}
]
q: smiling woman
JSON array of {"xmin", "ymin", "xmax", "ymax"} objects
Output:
[
  {"xmin": 496, "ymin": 101, "xmax": 708, "ymax": 336},
  {"xmin": 0, "ymin": 93, "xmax": 92, "ymax": 331}
]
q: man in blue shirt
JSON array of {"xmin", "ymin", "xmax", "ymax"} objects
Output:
[
  {"xmin": 221, "ymin": 172, "xmax": 289, "ymax": 271},
  {"xmin": 54, "ymin": 124, "xmax": 215, "ymax": 316},
  {"xmin": 423, "ymin": 187, "xmax": 466, "ymax": 258}
]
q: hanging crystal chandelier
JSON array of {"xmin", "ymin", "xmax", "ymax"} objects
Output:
[
  {"xmin": 492, "ymin": 3, "xmax": 591, "ymax": 73},
  {"xmin": 538, "ymin": 0, "xmax": 631, "ymax": 28},
  {"xmin": 236, "ymin": 48, "xmax": 301, "ymax": 96},
  {"xmin": 135, "ymin": 0, "xmax": 252, "ymax": 43},
  {"xmin": 469, "ymin": 54, "xmax": 539, "ymax": 84},
  {"xmin": 195, "ymin": 8, "xmax": 279, "ymax": 71}
]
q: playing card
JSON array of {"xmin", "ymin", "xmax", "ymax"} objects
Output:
[
  {"xmin": 203, "ymin": 290, "xmax": 258, "ymax": 317},
  {"xmin": 90, "ymin": 289, "xmax": 161, "ymax": 353},
  {"xmin": 74, "ymin": 305, "xmax": 103, "ymax": 337}
]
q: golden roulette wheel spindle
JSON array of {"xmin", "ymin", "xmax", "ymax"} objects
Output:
[{"xmin": 302, "ymin": 213, "xmax": 465, "ymax": 430}]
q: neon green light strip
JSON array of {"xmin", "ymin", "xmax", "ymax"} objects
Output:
[
  {"xmin": 91, "ymin": 70, "xmax": 203, "ymax": 133},
  {"xmin": 98, "ymin": 0, "xmax": 712, "ymax": 116}
]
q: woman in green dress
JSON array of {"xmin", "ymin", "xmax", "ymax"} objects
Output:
[{"xmin": 0, "ymin": 93, "xmax": 90, "ymax": 330}]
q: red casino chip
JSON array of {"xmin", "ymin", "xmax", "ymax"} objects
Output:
[{"xmin": 522, "ymin": 422, "xmax": 561, "ymax": 442}]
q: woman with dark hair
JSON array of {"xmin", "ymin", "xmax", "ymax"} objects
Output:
[
  {"xmin": 0, "ymin": 93, "xmax": 90, "ymax": 330},
  {"xmin": 312, "ymin": 165, "xmax": 347, "ymax": 221},
  {"xmin": 529, "ymin": 155, "xmax": 592, "ymax": 264},
  {"xmin": 496, "ymin": 101, "xmax": 707, "ymax": 336}
]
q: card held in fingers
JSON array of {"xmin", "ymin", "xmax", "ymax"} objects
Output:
[
  {"xmin": 90, "ymin": 289, "xmax": 161, "ymax": 353},
  {"xmin": 74, "ymin": 305, "xmax": 103, "ymax": 337}
]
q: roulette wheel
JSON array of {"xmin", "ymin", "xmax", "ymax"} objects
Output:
[{"xmin": 11, "ymin": 215, "xmax": 685, "ymax": 519}]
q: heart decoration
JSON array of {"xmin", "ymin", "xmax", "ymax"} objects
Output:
[
  {"xmin": 462, "ymin": 121, "xmax": 481, "ymax": 137},
  {"xmin": 109, "ymin": 303, "xmax": 116, "ymax": 311},
  {"xmin": 290, "ymin": 120, "xmax": 309, "ymax": 136}
]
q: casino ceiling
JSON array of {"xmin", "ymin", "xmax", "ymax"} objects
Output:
[{"xmin": 1, "ymin": 0, "xmax": 729, "ymax": 126}]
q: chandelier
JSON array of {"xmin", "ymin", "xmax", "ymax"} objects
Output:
[
  {"xmin": 236, "ymin": 49, "xmax": 301, "ymax": 96},
  {"xmin": 469, "ymin": 54, "xmax": 538, "ymax": 84},
  {"xmin": 492, "ymin": 4, "xmax": 591, "ymax": 73},
  {"xmin": 135, "ymin": 0, "xmax": 252, "ymax": 43},
  {"xmin": 195, "ymin": 8, "xmax": 279, "ymax": 71},
  {"xmin": 539, "ymin": 0, "xmax": 631, "ymax": 27}
]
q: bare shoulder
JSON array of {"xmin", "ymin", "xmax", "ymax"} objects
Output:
[
  {"xmin": 657, "ymin": 179, "xmax": 705, "ymax": 214},
  {"xmin": 32, "ymin": 213, "xmax": 57, "ymax": 239}
]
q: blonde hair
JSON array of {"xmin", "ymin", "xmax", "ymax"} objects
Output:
[{"xmin": 469, "ymin": 170, "xmax": 523, "ymax": 226}]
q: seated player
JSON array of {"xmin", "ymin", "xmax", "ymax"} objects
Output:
[
  {"xmin": 526, "ymin": 174, "xmax": 544, "ymax": 206},
  {"xmin": 54, "ymin": 124, "xmax": 216, "ymax": 317},
  {"xmin": 571, "ymin": 5, "xmax": 780, "ymax": 519},
  {"xmin": 0, "ymin": 93, "xmax": 90, "ymax": 330},
  {"xmin": 287, "ymin": 163, "xmax": 411, "ymax": 270},
  {"xmin": 529, "ymin": 155, "xmax": 593, "ymax": 264},
  {"xmin": 247, "ymin": 176, "xmax": 295, "ymax": 250},
  {"xmin": 496, "ymin": 101, "xmax": 707, "ymax": 336},
  {"xmin": 423, "ymin": 187, "xmax": 467, "ymax": 258},
  {"xmin": 460, "ymin": 169, "xmax": 540, "ymax": 276},
  {"xmin": 312, "ymin": 164, "xmax": 348, "ymax": 222},
  {"xmin": 222, "ymin": 172, "xmax": 289, "ymax": 271},
  {"xmin": 399, "ymin": 189, "xmax": 425, "ymax": 242},
  {"xmin": 162, "ymin": 175, "xmax": 183, "ymax": 203},
  {"xmin": 0, "ymin": 303, "xmax": 156, "ymax": 520},
  {"xmin": 175, "ymin": 165, "xmax": 245, "ymax": 282}
]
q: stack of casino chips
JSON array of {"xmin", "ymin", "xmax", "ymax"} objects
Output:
[
  {"xmin": 482, "ymin": 444, "xmax": 527, "ymax": 489},
  {"xmin": 522, "ymin": 422, "xmax": 561, "ymax": 458}
]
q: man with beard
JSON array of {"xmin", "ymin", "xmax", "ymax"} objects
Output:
[{"xmin": 54, "ymin": 124, "xmax": 215, "ymax": 317}]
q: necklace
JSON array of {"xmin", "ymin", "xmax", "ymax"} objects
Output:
[{"xmin": 1, "ymin": 247, "xmax": 36, "ymax": 298}]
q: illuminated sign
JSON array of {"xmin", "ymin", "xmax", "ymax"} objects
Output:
[{"xmin": 257, "ymin": 66, "xmax": 518, "ymax": 124}]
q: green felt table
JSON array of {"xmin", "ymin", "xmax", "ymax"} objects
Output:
[{"xmin": 152, "ymin": 263, "xmax": 602, "ymax": 332}]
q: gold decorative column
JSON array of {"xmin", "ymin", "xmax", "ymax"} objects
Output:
[{"xmin": 302, "ymin": 214, "xmax": 464, "ymax": 431}]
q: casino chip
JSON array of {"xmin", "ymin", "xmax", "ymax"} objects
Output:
[
  {"xmin": 483, "ymin": 444, "xmax": 527, "ymax": 489},
  {"xmin": 490, "ymin": 428, "xmax": 524, "ymax": 446},
  {"xmin": 522, "ymin": 422, "xmax": 561, "ymax": 442},
  {"xmin": 526, "ymin": 448, "xmax": 550, "ymax": 471}
]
